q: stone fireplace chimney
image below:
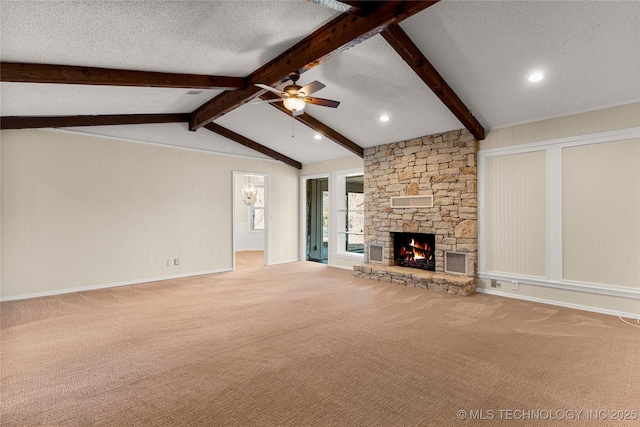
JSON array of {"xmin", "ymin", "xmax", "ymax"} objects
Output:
[{"xmin": 354, "ymin": 129, "xmax": 478, "ymax": 296}]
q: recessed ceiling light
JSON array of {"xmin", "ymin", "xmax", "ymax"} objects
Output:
[
  {"xmin": 379, "ymin": 115, "xmax": 390, "ymax": 122},
  {"xmin": 314, "ymin": 133, "xmax": 322, "ymax": 140},
  {"xmin": 528, "ymin": 72, "xmax": 544, "ymax": 82}
]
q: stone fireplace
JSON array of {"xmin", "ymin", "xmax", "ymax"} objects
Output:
[{"xmin": 353, "ymin": 129, "xmax": 478, "ymax": 296}]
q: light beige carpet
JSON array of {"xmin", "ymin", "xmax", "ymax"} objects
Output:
[
  {"xmin": 1, "ymin": 261, "xmax": 639, "ymax": 426},
  {"xmin": 235, "ymin": 250, "xmax": 265, "ymax": 270}
]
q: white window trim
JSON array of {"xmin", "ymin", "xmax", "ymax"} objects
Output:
[{"xmin": 332, "ymin": 168, "xmax": 365, "ymax": 259}]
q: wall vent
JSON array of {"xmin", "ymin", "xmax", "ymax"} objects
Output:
[
  {"xmin": 445, "ymin": 251, "xmax": 468, "ymax": 275},
  {"xmin": 368, "ymin": 244, "xmax": 383, "ymax": 263},
  {"xmin": 391, "ymin": 195, "xmax": 433, "ymax": 208}
]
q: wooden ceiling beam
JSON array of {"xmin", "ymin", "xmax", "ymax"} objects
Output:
[
  {"xmin": 3, "ymin": 113, "xmax": 303, "ymax": 169},
  {"xmin": 0, "ymin": 62, "xmax": 245, "ymax": 90},
  {"xmin": 190, "ymin": 1, "xmax": 439, "ymax": 130},
  {"xmin": 1, "ymin": 113, "xmax": 190, "ymax": 130},
  {"xmin": 204, "ymin": 123, "xmax": 302, "ymax": 169},
  {"xmin": 381, "ymin": 24, "xmax": 485, "ymax": 140},
  {"xmin": 339, "ymin": 1, "xmax": 386, "ymax": 16},
  {"xmin": 261, "ymin": 94, "xmax": 363, "ymax": 158}
]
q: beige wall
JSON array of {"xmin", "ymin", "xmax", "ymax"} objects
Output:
[
  {"xmin": 481, "ymin": 102, "xmax": 640, "ymax": 150},
  {"xmin": 1, "ymin": 129, "xmax": 299, "ymax": 299},
  {"xmin": 478, "ymin": 102, "xmax": 640, "ymax": 317},
  {"xmin": 483, "ymin": 151, "xmax": 547, "ymax": 277},
  {"xmin": 300, "ymin": 155, "xmax": 363, "ymax": 177},
  {"xmin": 563, "ymin": 138, "xmax": 640, "ymax": 287}
]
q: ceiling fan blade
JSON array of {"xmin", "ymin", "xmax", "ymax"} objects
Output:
[
  {"xmin": 298, "ymin": 81, "xmax": 325, "ymax": 96},
  {"xmin": 250, "ymin": 98, "xmax": 284, "ymax": 105},
  {"xmin": 255, "ymin": 83, "xmax": 287, "ymax": 97},
  {"xmin": 304, "ymin": 97, "xmax": 340, "ymax": 108}
]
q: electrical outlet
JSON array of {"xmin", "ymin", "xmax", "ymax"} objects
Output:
[
  {"xmin": 511, "ymin": 281, "xmax": 519, "ymax": 291},
  {"xmin": 174, "ymin": 258, "xmax": 180, "ymax": 266}
]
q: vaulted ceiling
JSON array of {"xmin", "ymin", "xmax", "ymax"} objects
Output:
[{"xmin": 2, "ymin": 1, "xmax": 639, "ymax": 168}]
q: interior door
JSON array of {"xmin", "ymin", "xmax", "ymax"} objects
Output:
[{"xmin": 306, "ymin": 178, "xmax": 329, "ymax": 263}]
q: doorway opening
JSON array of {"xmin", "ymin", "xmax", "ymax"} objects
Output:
[
  {"xmin": 306, "ymin": 177, "xmax": 329, "ymax": 264},
  {"xmin": 340, "ymin": 174, "xmax": 365, "ymax": 254},
  {"xmin": 233, "ymin": 172, "xmax": 268, "ymax": 270}
]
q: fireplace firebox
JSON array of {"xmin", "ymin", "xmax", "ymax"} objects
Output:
[{"xmin": 393, "ymin": 232, "xmax": 436, "ymax": 271}]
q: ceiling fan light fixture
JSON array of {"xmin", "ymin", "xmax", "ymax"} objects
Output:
[
  {"xmin": 528, "ymin": 72, "xmax": 544, "ymax": 82},
  {"xmin": 283, "ymin": 96, "xmax": 306, "ymax": 113}
]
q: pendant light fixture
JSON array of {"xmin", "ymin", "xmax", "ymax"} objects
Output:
[{"xmin": 242, "ymin": 176, "xmax": 258, "ymax": 206}]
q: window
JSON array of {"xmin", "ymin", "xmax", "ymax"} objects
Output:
[
  {"xmin": 251, "ymin": 186, "xmax": 265, "ymax": 230},
  {"xmin": 337, "ymin": 174, "xmax": 364, "ymax": 254}
]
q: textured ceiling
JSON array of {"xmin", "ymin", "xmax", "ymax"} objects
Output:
[
  {"xmin": 0, "ymin": 1, "xmax": 337, "ymax": 75},
  {"xmin": 400, "ymin": 0, "xmax": 640, "ymax": 128},
  {"xmin": 1, "ymin": 0, "xmax": 639, "ymax": 165}
]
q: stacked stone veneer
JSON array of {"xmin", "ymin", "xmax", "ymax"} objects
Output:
[{"xmin": 354, "ymin": 129, "xmax": 478, "ymax": 296}]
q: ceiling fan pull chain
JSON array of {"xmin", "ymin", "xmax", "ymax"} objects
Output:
[{"xmin": 292, "ymin": 113, "xmax": 295, "ymax": 138}]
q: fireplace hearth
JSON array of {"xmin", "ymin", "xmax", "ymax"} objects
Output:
[{"xmin": 393, "ymin": 232, "xmax": 436, "ymax": 271}]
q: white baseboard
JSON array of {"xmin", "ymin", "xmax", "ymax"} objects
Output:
[
  {"xmin": 479, "ymin": 272, "xmax": 640, "ymax": 299},
  {"xmin": 328, "ymin": 263, "xmax": 355, "ymax": 271},
  {"xmin": 267, "ymin": 258, "xmax": 300, "ymax": 266},
  {"xmin": 0, "ymin": 268, "xmax": 232, "ymax": 302},
  {"xmin": 477, "ymin": 288, "xmax": 640, "ymax": 320}
]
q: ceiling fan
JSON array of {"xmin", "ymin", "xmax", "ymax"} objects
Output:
[{"xmin": 254, "ymin": 72, "xmax": 340, "ymax": 116}]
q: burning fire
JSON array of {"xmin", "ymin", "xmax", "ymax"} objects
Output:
[
  {"xmin": 401, "ymin": 238, "xmax": 431, "ymax": 260},
  {"xmin": 395, "ymin": 233, "xmax": 436, "ymax": 270}
]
